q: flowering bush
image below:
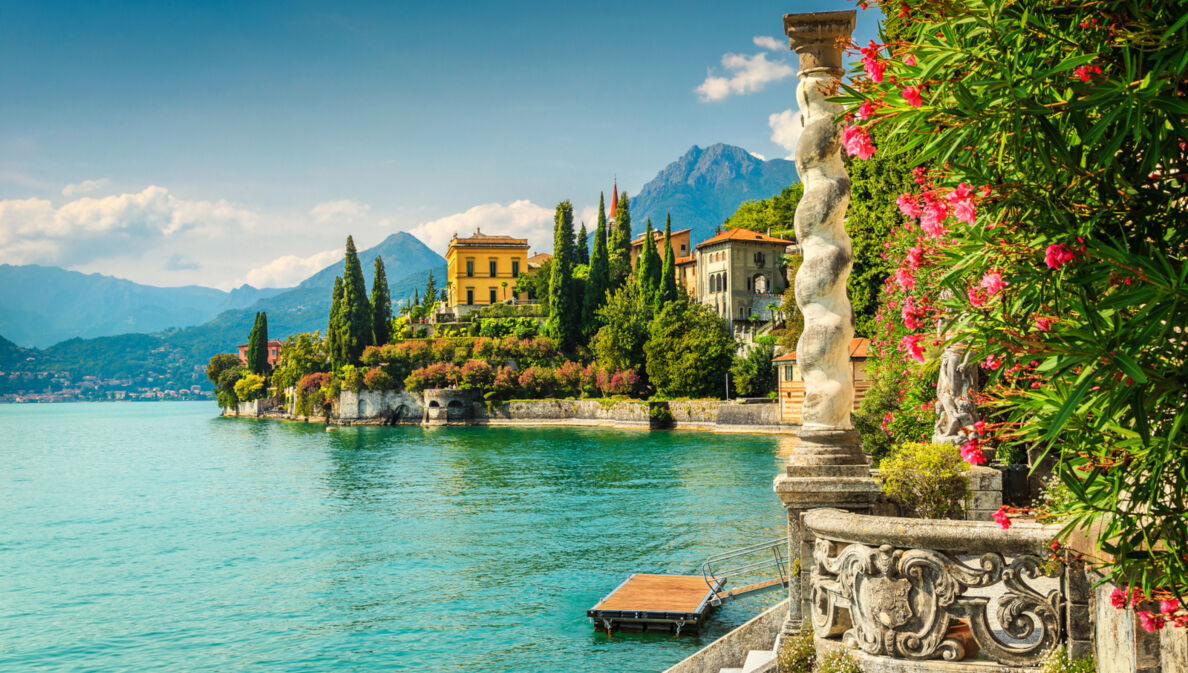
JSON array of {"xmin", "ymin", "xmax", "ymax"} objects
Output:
[
  {"xmin": 473, "ymin": 336, "xmax": 498, "ymax": 360},
  {"xmin": 842, "ymin": 0, "xmax": 1188, "ymax": 603},
  {"xmin": 362, "ymin": 367, "xmax": 396, "ymax": 391},
  {"xmin": 490, "ymin": 365, "xmax": 521, "ymax": 399},
  {"xmin": 403, "ymin": 362, "xmax": 460, "ymax": 392},
  {"xmin": 517, "ymin": 365, "xmax": 555, "ymax": 397},
  {"xmin": 297, "ymin": 372, "xmax": 332, "ymax": 394},
  {"xmin": 553, "ymin": 361, "xmax": 583, "ymax": 397},
  {"xmin": 339, "ymin": 364, "xmax": 364, "ymax": 392},
  {"xmin": 579, "ymin": 364, "xmax": 603, "ymax": 397},
  {"xmin": 601, "ymin": 369, "xmax": 640, "ymax": 396},
  {"xmin": 459, "ymin": 359, "xmax": 495, "ymax": 390}
]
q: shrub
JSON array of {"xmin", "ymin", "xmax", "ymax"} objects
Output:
[
  {"xmin": 473, "ymin": 337, "xmax": 498, "ymax": 360},
  {"xmin": 404, "ymin": 362, "xmax": 460, "ymax": 392},
  {"xmin": 777, "ymin": 629, "xmax": 814, "ymax": 673},
  {"xmin": 459, "ymin": 360, "xmax": 495, "ymax": 390},
  {"xmin": 814, "ymin": 648, "xmax": 861, "ymax": 673},
  {"xmin": 339, "ymin": 364, "xmax": 364, "ymax": 392},
  {"xmin": 497, "ymin": 336, "xmax": 520, "ymax": 360},
  {"xmin": 601, "ymin": 369, "xmax": 640, "ymax": 396},
  {"xmin": 520, "ymin": 336, "xmax": 557, "ymax": 365},
  {"xmin": 1038, "ymin": 646, "xmax": 1095, "ymax": 673},
  {"xmin": 233, "ymin": 372, "xmax": 266, "ymax": 402},
  {"xmin": 580, "ymin": 364, "xmax": 602, "ymax": 397},
  {"xmin": 489, "ymin": 365, "xmax": 521, "ymax": 399},
  {"xmin": 478, "ymin": 316, "xmax": 537, "ymax": 339},
  {"xmin": 553, "ymin": 361, "xmax": 583, "ymax": 397},
  {"xmin": 517, "ymin": 365, "xmax": 555, "ymax": 397},
  {"xmin": 363, "ymin": 367, "xmax": 396, "ymax": 391},
  {"xmin": 297, "ymin": 372, "xmax": 332, "ymax": 394},
  {"xmin": 731, "ymin": 343, "xmax": 777, "ymax": 397},
  {"xmin": 430, "ymin": 338, "xmax": 456, "ymax": 363},
  {"xmin": 879, "ymin": 442, "xmax": 970, "ymax": 519}
]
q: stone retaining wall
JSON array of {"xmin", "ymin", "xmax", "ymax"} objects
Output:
[
  {"xmin": 476, "ymin": 399, "xmax": 650, "ymax": 427},
  {"xmin": 663, "ymin": 599, "xmax": 788, "ymax": 673}
]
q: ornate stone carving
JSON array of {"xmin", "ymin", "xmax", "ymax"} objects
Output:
[{"xmin": 810, "ymin": 539, "xmax": 1064, "ymax": 666}]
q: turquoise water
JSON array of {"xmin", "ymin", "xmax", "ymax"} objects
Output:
[{"xmin": 1, "ymin": 402, "xmax": 789, "ymax": 672}]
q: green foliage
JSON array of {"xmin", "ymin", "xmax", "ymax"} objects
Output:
[
  {"xmin": 246, "ymin": 312, "xmax": 269, "ymax": 375},
  {"xmin": 777, "ymin": 255, "xmax": 804, "ymax": 351},
  {"xmin": 725, "ymin": 182, "xmax": 802, "ymax": 239},
  {"xmin": 525, "ymin": 259, "xmax": 552, "ymax": 310},
  {"xmin": 371, "ymin": 257, "xmax": 393, "ymax": 346},
  {"xmin": 644, "ymin": 299, "xmax": 735, "ymax": 398},
  {"xmin": 339, "ymin": 364, "xmax": 364, "ymax": 393},
  {"xmin": 362, "ymin": 367, "xmax": 396, "ymax": 391},
  {"xmin": 635, "ymin": 219, "xmax": 659, "ymax": 301},
  {"xmin": 422, "ymin": 269, "xmax": 437, "ymax": 312},
  {"xmin": 777, "ymin": 629, "xmax": 814, "ymax": 673},
  {"xmin": 328, "ymin": 276, "xmax": 346, "ymax": 368},
  {"xmin": 592, "ymin": 280, "xmax": 651, "ymax": 374},
  {"xmin": 546, "ymin": 201, "xmax": 580, "ymax": 351},
  {"xmin": 575, "ymin": 221, "xmax": 589, "ymax": 265},
  {"xmin": 459, "ymin": 360, "xmax": 495, "ymax": 390},
  {"xmin": 846, "ymin": 0, "xmax": 1188, "ymax": 596},
  {"xmin": 608, "ymin": 193, "xmax": 632, "ymax": 287},
  {"xmin": 270, "ymin": 332, "xmax": 329, "ymax": 391},
  {"xmin": 583, "ymin": 193, "xmax": 612, "ymax": 338},
  {"xmin": 854, "ymin": 350, "xmax": 938, "ymax": 463},
  {"xmin": 478, "ymin": 317, "xmax": 538, "ymax": 339},
  {"xmin": 338, "ymin": 236, "xmax": 373, "ymax": 365},
  {"xmin": 731, "ymin": 343, "xmax": 777, "ymax": 397},
  {"xmin": 206, "ymin": 353, "xmax": 242, "ymax": 408},
  {"xmin": 814, "ymin": 648, "xmax": 861, "ymax": 673},
  {"xmin": 233, "ymin": 372, "xmax": 266, "ymax": 402},
  {"xmin": 658, "ymin": 214, "xmax": 678, "ymax": 307},
  {"xmin": 1038, "ymin": 646, "xmax": 1096, "ymax": 673},
  {"xmin": 879, "ymin": 442, "xmax": 969, "ymax": 520}
]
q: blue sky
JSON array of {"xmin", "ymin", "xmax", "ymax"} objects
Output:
[{"xmin": 0, "ymin": 0, "xmax": 878, "ymax": 289}]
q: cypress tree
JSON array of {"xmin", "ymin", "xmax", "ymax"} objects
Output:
[
  {"xmin": 659, "ymin": 214, "xmax": 678, "ymax": 306},
  {"xmin": 370, "ymin": 256, "xmax": 393, "ymax": 346},
  {"xmin": 576, "ymin": 221, "xmax": 590, "ymax": 265},
  {"xmin": 583, "ymin": 193, "xmax": 611, "ymax": 338},
  {"xmin": 340, "ymin": 235, "xmax": 372, "ymax": 364},
  {"xmin": 414, "ymin": 288, "xmax": 420, "ymax": 307},
  {"xmin": 423, "ymin": 270, "xmax": 437, "ymax": 310},
  {"xmin": 608, "ymin": 192, "xmax": 632, "ymax": 287},
  {"xmin": 246, "ymin": 312, "xmax": 264, "ymax": 374},
  {"xmin": 546, "ymin": 200, "xmax": 578, "ymax": 351},
  {"xmin": 635, "ymin": 219, "xmax": 661, "ymax": 299},
  {"xmin": 328, "ymin": 276, "xmax": 345, "ymax": 369}
]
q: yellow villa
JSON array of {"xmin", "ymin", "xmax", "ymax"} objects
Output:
[{"xmin": 444, "ymin": 228, "xmax": 530, "ymax": 314}]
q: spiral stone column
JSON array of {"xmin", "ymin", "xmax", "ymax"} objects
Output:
[{"xmin": 773, "ymin": 10, "xmax": 880, "ymax": 632}]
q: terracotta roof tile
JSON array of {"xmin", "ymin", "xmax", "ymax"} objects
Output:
[
  {"xmin": 772, "ymin": 338, "xmax": 870, "ymax": 362},
  {"xmin": 695, "ymin": 228, "xmax": 795, "ymax": 249}
]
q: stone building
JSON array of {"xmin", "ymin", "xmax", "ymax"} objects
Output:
[
  {"xmin": 236, "ymin": 339, "xmax": 283, "ymax": 368},
  {"xmin": 695, "ymin": 229, "xmax": 794, "ymax": 323},
  {"xmin": 444, "ymin": 229, "xmax": 530, "ymax": 315}
]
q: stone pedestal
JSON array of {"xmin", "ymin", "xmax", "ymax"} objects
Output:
[{"xmin": 774, "ymin": 429, "xmax": 879, "ymax": 629}]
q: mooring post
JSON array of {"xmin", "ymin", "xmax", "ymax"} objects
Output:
[{"xmin": 772, "ymin": 9, "xmax": 880, "ymax": 633}]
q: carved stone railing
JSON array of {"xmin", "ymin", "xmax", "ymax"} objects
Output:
[{"xmin": 802, "ymin": 509, "xmax": 1090, "ymax": 668}]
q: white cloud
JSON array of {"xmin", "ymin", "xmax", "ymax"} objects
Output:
[
  {"xmin": 769, "ymin": 109, "xmax": 804, "ymax": 160},
  {"xmin": 0, "ymin": 186, "xmax": 258, "ymax": 267},
  {"xmin": 406, "ymin": 200, "xmax": 555, "ymax": 257},
  {"xmin": 749, "ymin": 151, "xmax": 767, "ymax": 161},
  {"xmin": 310, "ymin": 199, "xmax": 370, "ymax": 224},
  {"xmin": 243, "ymin": 248, "xmax": 342, "ymax": 288},
  {"xmin": 753, "ymin": 35, "xmax": 785, "ymax": 51},
  {"xmin": 61, "ymin": 178, "xmax": 111, "ymax": 197},
  {"xmin": 696, "ymin": 52, "xmax": 795, "ymax": 101}
]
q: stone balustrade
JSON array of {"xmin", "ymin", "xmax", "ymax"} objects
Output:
[{"xmin": 801, "ymin": 508, "xmax": 1090, "ymax": 670}]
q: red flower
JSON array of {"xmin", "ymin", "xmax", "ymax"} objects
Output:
[
  {"xmin": 899, "ymin": 334, "xmax": 925, "ymax": 363},
  {"xmin": 897, "ymin": 193, "xmax": 922, "ymax": 218},
  {"xmin": 960, "ymin": 440, "xmax": 987, "ymax": 465},
  {"xmin": 903, "ymin": 54, "xmax": 917, "ymax": 66},
  {"xmin": 992, "ymin": 507, "xmax": 1011, "ymax": 529},
  {"xmin": 979, "ymin": 270, "xmax": 1007, "ymax": 295},
  {"xmin": 1111, "ymin": 587, "xmax": 1129, "ymax": 609},
  {"xmin": 1138, "ymin": 611, "xmax": 1165, "ymax": 633},
  {"xmin": 1045, "ymin": 243, "xmax": 1075, "ymax": 269},
  {"xmin": 843, "ymin": 125, "xmax": 877, "ymax": 160},
  {"xmin": 1034, "ymin": 317, "xmax": 1055, "ymax": 332},
  {"xmin": 982, "ymin": 354, "xmax": 1002, "ymax": 370},
  {"xmin": 902, "ymin": 85, "xmax": 923, "ymax": 107},
  {"xmin": 1161, "ymin": 598, "xmax": 1182, "ymax": 614},
  {"xmin": 860, "ymin": 40, "xmax": 886, "ymax": 83},
  {"xmin": 857, "ymin": 99, "xmax": 877, "ymax": 120},
  {"xmin": 1073, "ymin": 64, "xmax": 1103, "ymax": 82}
]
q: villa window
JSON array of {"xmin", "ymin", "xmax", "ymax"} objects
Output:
[
  {"xmin": 466, "ymin": 260, "xmax": 474, "ymax": 277},
  {"xmin": 512, "ymin": 261, "xmax": 520, "ymax": 276},
  {"xmin": 466, "ymin": 288, "xmax": 474, "ymax": 305},
  {"xmin": 489, "ymin": 260, "xmax": 497, "ymax": 277},
  {"xmin": 489, "ymin": 288, "xmax": 497, "ymax": 304}
]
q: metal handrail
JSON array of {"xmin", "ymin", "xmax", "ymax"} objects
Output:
[{"xmin": 702, "ymin": 536, "xmax": 790, "ymax": 605}]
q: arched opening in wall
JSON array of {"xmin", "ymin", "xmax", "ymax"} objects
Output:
[
  {"xmin": 357, "ymin": 399, "xmax": 368, "ymax": 418},
  {"xmin": 447, "ymin": 400, "xmax": 463, "ymax": 409},
  {"xmin": 753, "ymin": 273, "xmax": 768, "ymax": 294},
  {"xmin": 428, "ymin": 400, "xmax": 441, "ymax": 408}
]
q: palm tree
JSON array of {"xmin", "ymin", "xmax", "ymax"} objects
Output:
[{"xmin": 501, "ymin": 280, "xmax": 508, "ymax": 301}]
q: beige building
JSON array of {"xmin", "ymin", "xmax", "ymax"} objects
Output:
[
  {"xmin": 695, "ymin": 229, "xmax": 794, "ymax": 322},
  {"xmin": 629, "ymin": 227, "xmax": 692, "ymax": 268},
  {"xmin": 773, "ymin": 338, "xmax": 872, "ymax": 424}
]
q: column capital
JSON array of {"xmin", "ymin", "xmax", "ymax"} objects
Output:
[{"xmin": 783, "ymin": 10, "xmax": 856, "ymax": 76}]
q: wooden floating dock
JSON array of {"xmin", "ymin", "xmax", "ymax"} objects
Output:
[{"xmin": 587, "ymin": 574, "xmax": 725, "ymax": 634}]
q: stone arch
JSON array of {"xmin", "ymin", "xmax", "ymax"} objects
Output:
[{"xmin": 753, "ymin": 273, "xmax": 769, "ymax": 294}]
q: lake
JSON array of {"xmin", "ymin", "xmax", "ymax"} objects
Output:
[{"xmin": 0, "ymin": 402, "xmax": 789, "ymax": 672}]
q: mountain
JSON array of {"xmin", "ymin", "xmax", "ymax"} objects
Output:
[
  {"xmin": 0, "ymin": 333, "xmax": 31, "ymax": 369},
  {"xmin": 298, "ymin": 231, "xmax": 442, "ymax": 290},
  {"xmin": 630, "ymin": 143, "xmax": 799, "ymax": 245},
  {"xmin": 0, "ymin": 264, "xmax": 286, "ymax": 348}
]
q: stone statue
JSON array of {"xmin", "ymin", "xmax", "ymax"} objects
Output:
[{"xmin": 932, "ymin": 291, "xmax": 979, "ymax": 445}]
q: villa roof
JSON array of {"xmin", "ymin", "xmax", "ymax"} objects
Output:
[
  {"xmin": 449, "ymin": 228, "xmax": 529, "ymax": 248},
  {"xmin": 527, "ymin": 252, "xmax": 553, "ymax": 268},
  {"xmin": 696, "ymin": 228, "xmax": 795, "ymax": 249},
  {"xmin": 631, "ymin": 227, "xmax": 692, "ymax": 245},
  {"xmin": 675, "ymin": 255, "xmax": 695, "ymax": 266},
  {"xmin": 772, "ymin": 338, "xmax": 871, "ymax": 363}
]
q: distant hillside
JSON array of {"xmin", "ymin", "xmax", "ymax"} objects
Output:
[
  {"xmin": 0, "ymin": 264, "xmax": 286, "ymax": 348},
  {"xmin": 0, "ymin": 333, "xmax": 31, "ymax": 369},
  {"xmin": 298, "ymin": 231, "xmax": 442, "ymax": 290},
  {"xmin": 630, "ymin": 144, "xmax": 799, "ymax": 245}
]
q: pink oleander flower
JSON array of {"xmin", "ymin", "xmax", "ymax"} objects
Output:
[
  {"xmin": 904, "ymin": 54, "xmax": 917, "ymax": 66},
  {"xmin": 960, "ymin": 441, "xmax": 987, "ymax": 465},
  {"xmin": 1035, "ymin": 317, "xmax": 1055, "ymax": 332},
  {"xmin": 902, "ymin": 85, "xmax": 923, "ymax": 107},
  {"xmin": 947, "ymin": 183, "xmax": 976, "ymax": 224},
  {"xmin": 1131, "ymin": 587, "xmax": 1147, "ymax": 607},
  {"xmin": 901, "ymin": 296, "xmax": 922, "ymax": 330},
  {"xmin": 843, "ymin": 125, "xmax": 876, "ymax": 160},
  {"xmin": 1161, "ymin": 598, "xmax": 1181, "ymax": 614},
  {"xmin": 992, "ymin": 507, "xmax": 1011, "ymax": 530},
  {"xmin": 860, "ymin": 41, "xmax": 886, "ymax": 83},
  {"xmin": 973, "ymin": 419, "xmax": 986, "ymax": 434},
  {"xmin": 982, "ymin": 354, "xmax": 1002, "ymax": 370},
  {"xmin": 912, "ymin": 166, "xmax": 927, "ymax": 184},
  {"xmin": 1111, "ymin": 587, "xmax": 1129, "ymax": 609},
  {"xmin": 905, "ymin": 245, "xmax": 924, "ymax": 268},
  {"xmin": 1138, "ymin": 611, "xmax": 1165, "ymax": 633},
  {"xmin": 857, "ymin": 99, "xmax": 877, "ymax": 120},
  {"xmin": 1045, "ymin": 243, "xmax": 1075, "ymax": 269},
  {"xmin": 1073, "ymin": 64, "xmax": 1103, "ymax": 82},
  {"xmin": 920, "ymin": 195, "xmax": 948, "ymax": 237},
  {"xmin": 980, "ymin": 270, "xmax": 1007, "ymax": 295},
  {"xmin": 897, "ymin": 193, "xmax": 922, "ymax": 218},
  {"xmin": 967, "ymin": 286, "xmax": 987, "ymax": 307},
  {"xmin": 899, "ymin": 334, "xmax": 924, "ymax": 363},
  {"xmin": 894, "ymin": 267, "xmax": 917, "ymax": 290}
]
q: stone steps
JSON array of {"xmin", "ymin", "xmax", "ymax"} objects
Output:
[{"xmin": 717, "ymin": 648, "xmax": 775, "ymax": 673}]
